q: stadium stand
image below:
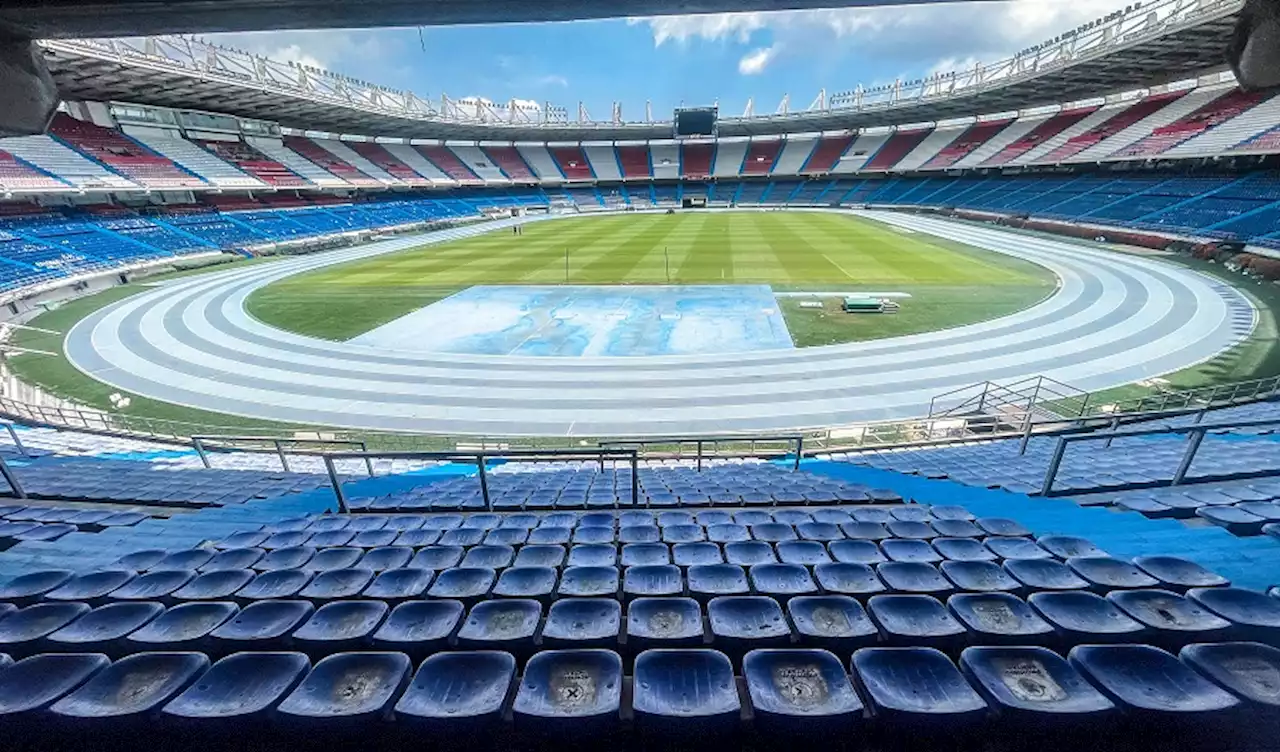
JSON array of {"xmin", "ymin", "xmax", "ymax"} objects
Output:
[
  {"xmin": 921, "ymin": 119, "xmax": 1014, "ymax": 169},
  {"xmin": 712, "ymin": 140, "xmax": 748, "ymax": 178},
  {"xmin": 0, "ymin": 134, "xmax": 137, "ymax": 190},
  {"xmin": 740, "ymin": 139, "xmax": 784, "ymax": 175},
  {"xmin": 680, "ymin": 143, "xmax": 714, "ymax": 179},
  {"xmin": 131, "ymin": 132, "xmax": 263, "ymax": 188},
  {"xmin": 415, "ymin": 145, "xmax": 481, "ymax": 183},
  {"xmin": 770, "ymin": 137, "xmax": 815, "ymax": 176},
  {"xmin": 647, "ymin": 143, "xmax": 679, "ymax": 180},
  {"xmin": 550, "ymin": 147, "xmax": 594, "ymax": 181},
  {"xmin": 0, "ymin": 150, "xmax": 66, "ymax": 191},
  {"xmin": 481, "ymin": 146, "xmax": 537, "ymax": 181},
  {"xmin": 513, "ymin": 144, "xmax": 562, "ymax": 181},
  {"xmin": 863, "ymin": 128, "xmax": 932, "ymax": 171},
  {"xmin": 47, "ymin": 115, "xmax": 203, "ymax": 189},
  {"xmin": 615, "ymin": 145, "xmax": 652, "ymax": 179},
  {"xmin": 282, "ymin": 136, "xmax": 380, "ymax": 186},
  {"xmin": 447, "ymin": 144, "xmax": 509, "ymax": 182},
  {"xmin": 582, "ymin": 145, "xmax": 622, "ymax": 182},
  {"xmin": 800, "ymin": 134, "xmax": 854, "ymax": 173},
  {"xmin": 1037, "ymin": 91, "xmax": 1190, "ymax": 163},
  {"xmin": 195, "ymin": 139, "xmax": 306, "ymax": 187},
  {"xmin": 322, "ymin": 141, "xmax": 407, "ymax": 184},
  {"xmin": 1108, "ymin": 89, "xmax": 1275, "ymax": 159},
  {"xmin": 983, "ymin": 105, "xmax": 1101, "ymax": 166}
]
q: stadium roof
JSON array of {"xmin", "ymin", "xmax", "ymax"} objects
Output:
[{"xmin": 40, "ymin": 0, "xmax": 1242, "ymax": 141}]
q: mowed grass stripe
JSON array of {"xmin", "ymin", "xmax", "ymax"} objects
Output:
[{"xmin": 246, "ymin": 212, "xmax": 1058, "ymax": 341}]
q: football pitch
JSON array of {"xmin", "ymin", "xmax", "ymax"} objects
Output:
[{"xmin": 246, "ymin": 211, "xmax": 1058, "ymax": 346}]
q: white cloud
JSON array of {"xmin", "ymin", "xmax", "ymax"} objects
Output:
[
  {"xmin": 535, "ymin": 74, "xmax": 570, "ymax": 88},
  {"xmin": 738, "ymin": 45, "xmax": 779, "ymax": 75},
  {"xmin": 629, "ymin": 13, "xmax": 769, "ymax": 46}
]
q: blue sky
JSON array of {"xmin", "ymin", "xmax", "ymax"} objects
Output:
[{"xmin": 206, "ymin": 0, "xmax": 1131, "ymax": 121}]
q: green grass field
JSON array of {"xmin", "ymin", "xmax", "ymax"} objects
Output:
[{"xmin": 245, "ymin": 212, "xmax": 1058, "ymax": 345}]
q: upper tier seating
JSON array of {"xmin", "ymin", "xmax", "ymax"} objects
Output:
[
  {"xmin": 0, "ymin": 151, "xmax": 66, "ymax": 191},
  {"xmin": 1037, "ymin": 92, "xmax": 1186, "ymax": 163},
  {"xmin": 281, "ymin": 137, "xmax": 378, "ymax": 186},
  {"xmin": 1108, "ymin": 90, "xmax": 1274, "ymax": 159},
  {"xmin": 1233, "ymin": 125, "xmax": 1280, "ymax": 154},
  {"xmin": 741, "ymin": 140, "xmax": 783, "ymax": 175},
  {"xmin": 131, "ymin": 133, "xmax": 262, "ymax": 188},
  {"xmin": 862, "ymin": 129, "xmax": 932, "ymax": 171},
  {"xmin": 195, "ymin": 140, "xmax": 306, "ymax": 186},
  {"xmin": 415, "ymin": 146, "xmax": 481, "ymax": 182},
  {"xmin": 346, "ymin": 142, "xmax": 428, "ymax": 184},
  {"xmin": 921, "ymin": 120, "xmax": 1013, "ymax": 169},
  {"xmin": 681, "ymin": 143, "xmax": 714, "ymax": 178},
  {"xmin": 801, "ymin": 135, "xmax": 854, "ymax": 173},
  {"xmin": 616, "ymin": 146, "xmax": 651, "ymax": 179},
  {"xmin": 481, "ymin": 147, "xmax": 536, "ymax": 181},
  {"xmin": 0, "ymin": 136, "xmax": 137, "ymax": 190},
  {"xmin": 551, "ymin": 148, "xmax": 594, "ymax": 181},
  {"xmin": 47, "ymin": 115, "xmax": 203, "ymax": 189}
]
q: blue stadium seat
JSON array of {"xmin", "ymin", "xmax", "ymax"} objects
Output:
[
  {"xmin": 852, "ymin": 509, "xmax": 893, "ymax": 523},
  {"xmin": 291, "ymin": 600, "xmax": 389, "ymax": 658},
  {"xmin": 876, "ymin": 562, "xmax": 954, "ymax": 596},
  {"xmin": 1068, "ymin": 556, "xmax": 1161, "ymax": 592},
  {"xmin": 931, "ymin": 519, "xmax": 984, "ymax": 539},
  {"xmin": 46, "ymin": 602, "xmax": 164, "ymax": 656},
  {"xmin": 300, "ymin": 568, "xmax": 375, "ymax": 603},
  {"xmin": 125, "ymin": 601, "xmax": 238, "ymax": 651},
  {"xmin": 867, "ymin": 594, "xmax": 967, "ymax": 650},
  {"xmin": 513, "ymin": 649, "xmax": 622, "ymax": 739},
  {"xmin": 235, "ymin": 570, "xmax": 312, "ymax": 602},
  {"xmin": 708, "ymin": 596, "xmax": 791, "ymax": 658},
  {"xmin": 663, "ymin": 524, "xmax": 706, "ymax": 544},
  {"xmin": 348, "ymin": 516, "xmax": 391, "ymax": 532},
  {"xmin": 744, "ymin": 648, "xmax": 863, "ymax": 736},
  {"xmin": 626, "ymin": 597, "xmax": 705, "ymax": 650},
  {"xmin": 112, "ymin": 550, "xmax": 167, "ymax": 572},
  {"xmin": 1028, "ymin": 591, "xmax": 1147, "ymax": 646},
  {"xmin": 44, "ymin": 571, "xmax": 135, "ymax": 605},
  {"xmin": 813, "ymin": 562, "xmax": 887, "ymax": 597},
  {"xmin": 540, "ymin": 599, "xmax": 621, "ymax": 648},
  {"xmin": 622, "ymin": 543, "xmax": 670, "ymax": 566},
  {"xmin": 776, "ymin": 540, "xmax": 832, "ymax": 565},
  {"xmin": 881, "ymin": 539, "xmax": 943, "ymax": 563},
  {"xmin": 1004, "ymin": 559, "xmax": 1090, "ymax": 592},
  {"xmin": 427, "ymin": 567, "xmax": 496, "ymax": 603},
  {"xmin": 1196, "ymin": 506, "xmax": 1268, "ymax": 536},
  {"xmin": 456, "ymin": 599, "xmax": 541, "ymax": 656},
  {"xmin": 748, "ymin": 563, "xmax": 817, "ymax": 599},
  {"xmin": 262, "ymin": 532, "xmax": 310, "ymax": 550},
  {"xmin": 0, "ymin": 602, "xmax": 91, "ymax": 655},
  {"xmin": 932, "ymin": 505, "xmax": 976, "ymax": 521},
  {"xmin": 528, "ymin": 527, "xmax": 572, "ymax": 545},
  {"xmin": 941, "ymin": 560, "xmax": 1021, "ymax": 593},
  {"xmin": 812, "ymin": 509, "xmax": 854, "ymax": 525},
  {"xmin": 796, "ymin": 522, "xmax": 842, "ymax": 542},
  {"xmin": 623, "ymin": 565, "xmax": 684, "ymax": 599},
  {"xmin": 371, "ymin": 600, "xmax": 463, "ymax": 659},
  {"xmin": 1107, "ymin": 590, "xmax": 1233, "ymax": 648},
  {"xmin": 887, "ymin": 520, "xmax": 936, "ymax": 540},
  {"xmin": 49, "ymin": 652, "xmax": 209, "ymax": 727},
  {"xmin": 209, "ymin": 600, "xmax": 314, "ymax": 654},
  {"xmin": 256, "ymin": 546, "xmax": 316, "ymax": 572},
  {"xmin": 394, "ymin": 530, "xmax": 441, "ymax": 547},
  {"xmin": 359, "ymin": 546, "xmax": 414, "ymax": 571},
  {"xmin": 362, "ymin": 568, "xmax": 433, "ymax": 602},
  {"xmin": 1038, "ymin": 536, "xmax": 1106, "ymax": 559},
  {"xmin": 751, "ymin": 523, "xmax": 797, "ymax": 543},
  {"xmin": 353, "ymin": 529, "xmax": 399, "ymax": 548},
  {"xmin": 851, "ymin": 647, "xmax": 987, "ymax": 728},
  {"xmin": 276, "ymin": 652, "xmax": 412, "ymax": 732},
  {"xmin": 161, "ymin": 651, "xmax": 310, "ymax": 729},
  {"xmin": 978, "ymin": 518, "xmax": 1032, "ymax": 537},
  {"xmin": 787, "ymin": 595, "xmax": 879, "ymax": 652},
  {"xmin": 573, "ymin": 526, "xmax": 615, "ymax": 545},
  {"xmin": 985, "ymin": 537, "xmax": 1053, "ymax": 560},
  {"xmin": 0, "ymin": 569, "xmax": 73, "ymax": 605},
  {"xmin": 557, "ymin": 566, "xmax": 619, "ymax": 598},
  {"xmin": 960, "ymin": 646, "xmax": 1115, "ymax": 724},
  {"xmin": 632, "ymin": 649, "xmax": 740, "ymax": 741},
  {"xmin": 484, "ymin": 528, "xmax": 527, "ymax": 546},
  {"xmin": 567, "ymin": 544, "xmax": 617, "ymax": 567},
  {"xmin": 307, "ymin": 530, "xmax": 355, "ymax": 548},
  {"xmin": 828, "ymin": 540, "xmax": 887, "ymax": 565},
  {"xmin": 172, "ymin": 569, "xmax": 255, "ymax": 602},
  {"xmin": 410, "ymin": 546, "xmax": 464, "ymax": 570},
  {"xmin": 708, "ymin": 524, "xmax": 751, "ymax": 544},
  {"xmin": 724, "ymin": 541, "xmax": 777, "ymax": 565},
  {"xmin": 841, "ymin": 522, "xmax": 891, "ymax": 540},
  {"xmin": 735, "ymin": 511, "xmax": 773, "ymax": 526},
  {"xmin": 0, "ymin": 653, "xmax": 110, "ymax": 726},
  {"xmin": 514, "ymin": 545, "xmax": 566, "ymax": 568},
  {"xmin": 306, "ymin": 547, "xmax": 362, "ymax": 572},
  {"xmin": 1133, "ymin": 556, "xmax": 1230, "ymax": 591},
  {"xmin": 1181, "ymin": 642, "xmax": 1280, "ymax": 707},
  {"xmin": 687, "ymin": 564, "xmax": 750, "ymax": 601},
  {"xmin": 202, "ymin": 547, "xmax": 265, "ymax": 572},
  {"xmin": 107, "ymin": 569, "xmax": 196, "ymax": 603},
  {"xmin": 1188, "ymin": 587, "xmax": 1280, "ymax": 644},
  {"xmin": 216, "ymin": 531, "xmax": 269, "ymax": 549},
  {"xmin": 154, "ymin": 549, "xmax": 215, "ymax": 571},
  {"xmin": 1068, "ymin": 644, "xmax": 1240, "ymax": 718},
  {"xmin": 461, "ymin": 545, "xmax": 515, "ymax": 569},
  {"xmin": 620, "ymin": 525, "xmax": 661, "ymax": 544},
  {"xmin": 948, "ymin": 593, "xmax": 1055, "ymax": 645},
  {"xmin": 492, "ymin": 567, "xmax": 558, "ymax": 602},
  {"xmin": 393, "ymin": 651, "xmax": 516, "ymax": 739},
  {"xmin": 673, "ymin": 542, "xmax": 723, "ymax": 566}
]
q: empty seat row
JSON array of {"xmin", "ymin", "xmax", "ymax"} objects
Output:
[
  {"xmin": 0, "ymin": 642, "xmax": 1276, "ymax": 750},
  {"xmin": 3, "ymin": 588, "xmax": 1277, "ymax": 662}
]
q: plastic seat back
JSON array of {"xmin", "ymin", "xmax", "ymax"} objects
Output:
[
  {"xmin": 427, "ymin": 568, "xmax": 496, "ymax": 602},
  {"xmin": 161, "ymin": 651, "xmax": 310, "ymax": 721},
  {"xmin": 941, "ymin": 560, "xmax": 1020, "ymax": 593},
  {"xmin": 394, "ymin": 651, "xmax": 515, "ymax": 735},
  {"xmin": 0, "ymin": 602, "xmax": 92, "ymax": 653},
  {"xmin": 813, "ymin": 562, "xmax": 886, "ymax": 597},
  {"xmin": 749, "ymin": 563, "xmax": 817, "ymax": 598},
  {"xmin": 277, "ymin": 652, "xmax": 412, "ymax": 723},
  {"xmin": 632, "ymin": 649, "xmax": 740, "ymax": 736},
  {"xmin": 852, "ymin": 647, "xmax": 986, "ymax": 721},
  {"xmin": 0, "ymin": 653, "xmax": 110, "ymax": 716},
  {"xmin": 126, "ymin": 601, "xmax": 237, "ymax": 649},
  {"xmin": 744, "ymin": 648, "xmax": 862, "ymax": 733},
  {"xmin": 1181, "ymin": 642, "xmax": 1280, "ymax": 706},
  {"xmin": 627, "ymin": 597, "xmax": 704, "ymax": 649},
  {"xmin": 210, "ymin": 600, "xmax": 314, "ymax": 651},
  {"xmin": 960, "ymin": 645, "xmax": 1114, "ymax": 718},
  {"xmin": 867, "ymin": 594, "xmax": 966, "ymax": 648},
  {"xmin": 541, "ymin": 599, "xmax": 621, "ymax": 647},
  {"xmin": 46, "ymin": 602, "xmax": 164, "ymax": 654},
  {"xmin": 456, "ymin": 599, "xmax": 541, "ymax": 652},
  {"xmin": 371, "ymin": 600, "xmax": 463, "ymax": 657},
  {"xmin": 172, "ymin": 570, "xmax": 255, "ymax": 602},
  {"xmin": 787, "ymin": 595, "xmax": 878, "ymax": 652},
  {"xmin": 623, "ymin": 565, "xmax": 684, "ymax": 599},
  {"xmin": 513, "ymin": 649, "xmax": 622, "ymax": 735},
  {"xmin": 557, "ymin": 566, "xmax": 619, "ymax": 598},
  {"xmin": 1068, "ymin": 644, "xmax": 1240, "ymax": 715},
  {"xmin": 687, "ymin": 564, "xmax": 749, "ymax": 601},
  {"xmin": 947, "ymin": 593, "xmax": 1054, "ymax": 643},
  {"xmin": 1134, "ymin": 556, "xmax": 1230, "ymax": 591},
  {"xmin": 876, "ymin": 562, "xmax": 953, "ymax": 596},
  {"xmin": 44, "ymin": 571, "xmax": 135, "ymax": 605},
  {"xmin": 363, "ymin": 568, "xmax": 433, "ymax": 601},
  {"xmin": 1028, "ymin": 591, "xmax": 1147, "ymax": 645},
  {"xmin": 1106, "ymin": 590, "xmax": 1232, "ymax": 647},
  {"xmin": 50, "ymin": 652, "xmax": 209, "ymax": 719}
]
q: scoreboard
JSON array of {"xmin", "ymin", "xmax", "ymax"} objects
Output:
[{"xmin": 673, "ymin": 107, "xmax": 718, "ymax": 138}]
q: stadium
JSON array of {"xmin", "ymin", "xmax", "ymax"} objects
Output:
[{"xmin": 0, "ymin": 0, "xmax": 1276, "ymax": 747}]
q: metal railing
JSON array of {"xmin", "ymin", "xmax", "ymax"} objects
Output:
[
  {"xmin": 318, "ymin": 448, "xmax": 641, "ymax": 513},
  {"xmin": 1039, "ymin": 416, "xmax": 1280, "ymax": 496},
  {"xmin": 190, "ymin": 435, "xmax": 375, "ymax": 476},
  {"xmin": 599, "ymin": 435, "xmax": 805, "ymax": 472}
]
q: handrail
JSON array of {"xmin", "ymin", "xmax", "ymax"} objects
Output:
[
  {"xmin": 1039, "ymin": 415, "xmax": 1280, "ymax": 496},
  {"xmin": 190, "ymin": 434, "xmax": 374, "ymax": 475},
  {"xmin": 317, "ymin": 448, "xmax": 641, "ymax": 513},
  {"xmin": 599, "ymin": 435, "xmax": 805, "ymax": 471}
]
